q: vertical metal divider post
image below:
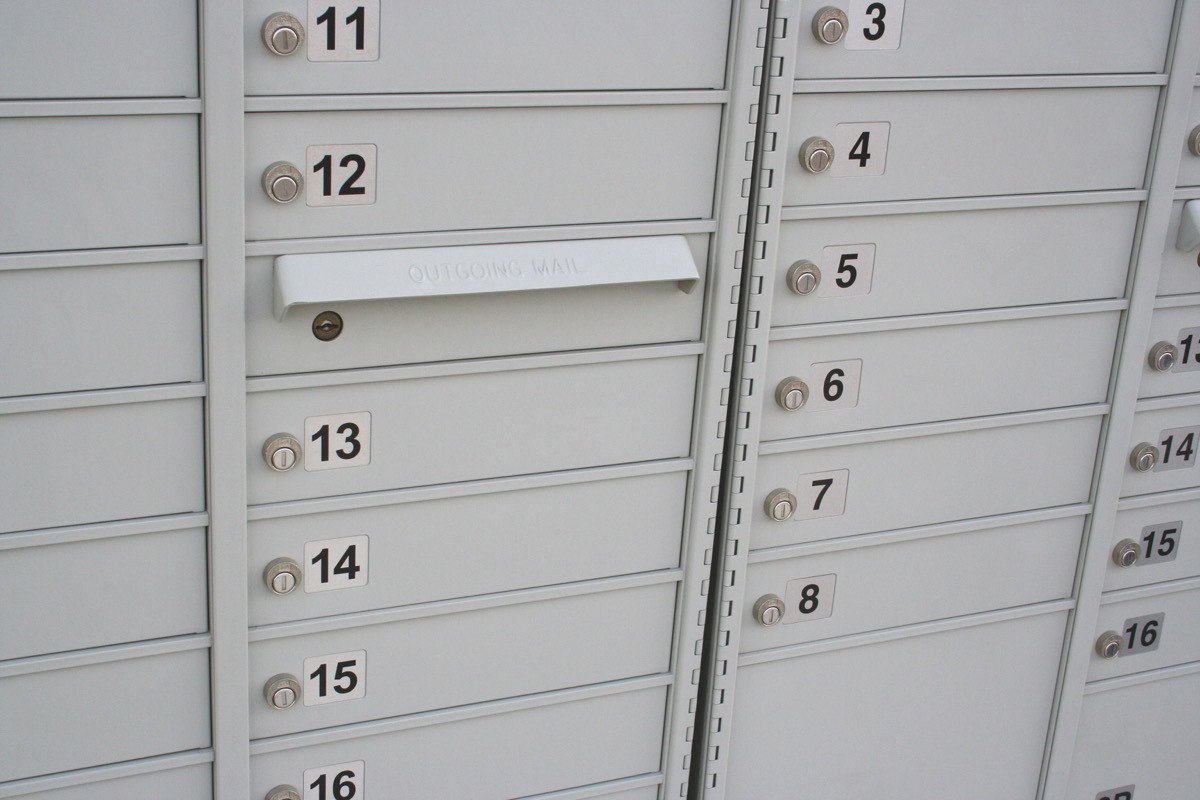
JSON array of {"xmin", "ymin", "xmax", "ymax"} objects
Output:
[
  {"xmin": 200, "ymin": 1, "xmax": 251, "ymax": 796},
  {"xmin": 686, "ymin": 1, "xmax": 799, "ymax": 797},
  {"xmin": 1039, "ymin": 1, "xmax": 1200, "ymax": 796}
]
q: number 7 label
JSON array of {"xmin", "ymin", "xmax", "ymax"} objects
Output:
[{"xmin": 794, "ymin": 469, "xmax": 850, "ymax": 520}]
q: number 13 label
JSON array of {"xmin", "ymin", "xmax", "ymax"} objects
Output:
[
  {"xmin": 305, "ymin": 412, "xmax": 371, "ymax": 471},
  {"xmin": 831, "ymin": 122, "xmax": 890, "ymax": 177}
]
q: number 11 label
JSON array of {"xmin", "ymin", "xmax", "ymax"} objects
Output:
[
  {"xmin": 308, "ymin": 1, "xmax": 380, "ymax": 61},
  {"xmin": 831, "ymin": 122, "xmax": 890, "ymax": 177}
]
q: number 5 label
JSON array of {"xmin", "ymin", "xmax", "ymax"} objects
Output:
[
  {"xmin": 305, "ymin": 412, "xmax": 372, "ymax": 471},
  {"xmin": 831, "ymin": 122, "xmax": 890, "ymax": 177},
  {"xmin": 819, "ymin": 244, "xmax": 875, "ymax": 297}
]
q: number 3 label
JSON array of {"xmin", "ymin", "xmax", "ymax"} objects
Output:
[
  {"xmin": 304, "ymin": 412, "xmax": 372, "ymax": 471},
  {"xmin": 831, "ymin": 122, "xmax": 890, "ymax": 177},
  {"xmin": 845, "ymin": 0, "xmax": 904, "ymax": 50},
  {"xmin": 306, "ymin": 144, "xmax": 377, "ymax": 207},
  {"xmin": 304, "ymin": 760, "xmax": 365, "ymax": 800}
]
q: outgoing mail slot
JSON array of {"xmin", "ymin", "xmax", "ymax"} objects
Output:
[
  {"xmin": 1066, "ymin": 670, "xmax": 1200, "ymax": 798},
  {"xmin": 754, "ymin": 414, "xmax": 1101, "ymax": 549},
  {"xmin": 244, "ymin": 104, "xmax": 720, "ymax": 241},
  {"xmin": 0, "ymin": 396, "xmax": 205, "ymax": 534},
  {"xmin": 786, "ymin": 87, "xmax": 1156, "ymax": 207},
  {"xmin": 774, "ymin": 202, "xmax": 1134, "ymax": 325},
  {"xmin": 1140, "ymin": 303, "xmax": 1200, "ymax": 398},
  {"xmin": 0, "ymin": 525, "xmax": 207, "ymax": 660},
  {"xmin": 1161, "ymin": 200, "xmax": 1200, "ymax": 297},
  {"xmin": 1088, "ymin": 582, "xmax": 1200, "ymax": 681},
  {"xmin": 740, "ymin": 516, "xmax": 1081, "ymax": 652},
  {"xmin": 762, "ymin": 308, "xmax": 1117, "ymax": 440},
  {"xmin": 0, "ymin": 647, "xmax": 210, "ymax": 782},
  {"xmin": 795, "ymin": 0, "xmax": 1172, "ymax": 80},
  {"xmin": 247, "ymin": 349, "xmax": 696, "ymax": 506},
  {"xmin": 251, "ymin": 685, "xmax": 666, "ymax": 800},
  {"xmin": 248, "ymin": 581, "xmax": 675, "ymax": 738},
  {"xmin": 0, "ymin": 1, "xmax": 197, "ymax": 99},
  {"xmin": 0, "ymin": 115, "xmax": 199, "ymax": 254},
  {"xmin": 1122, "ymin": 397, "xmax": 1200, "ymax": 498},
  {"xmin": 726, "ymin": 612, "xmax": 1067, "ymax": 797},
  {"xmin": 249, "ymin": 471, "xmax": 684, "ymax": 626},
  {"xmin": 248, "ymin": 235, "xmax": 705, "ymax": 375},
  {"xmin": 0, "ymin": 260, "xmax": 201, "ymax": 397},
  {"xmin": 9, "ymin": 764, "xmax": 212, "ymax": 800},
  {"xmin": 244, "ymin": 0, "xmax": 729, "ymax": 94},
  {"xmin": 1108, "ymin": 497, "xmax": 1200, "ymax": 592}
]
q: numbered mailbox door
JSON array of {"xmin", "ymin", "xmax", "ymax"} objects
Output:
[
  {"xmin": 787, "ymin": 87, "xmax": 1155, "ymax": 206},
  {"xmin": 1107, "ymin": 498, "xmax": 1200, "ymax": 592},
  {"xmin": 248, "ymin": 581, "xmax": 675, "ymax": 737},
  {"xmin": 1088, "ymin": 583, "xmax": 1200, "ymax": 681},
  {"xmin": 246, "ymin": 235, "xmax": 707, "ymax": 376},
  {"xmin": 251, "ymin": 686, "xmax": 666, "ymax": 800},
  {"xmin": 725, "ymin": 612, "xmax": 1068, "ymax": 797},
  {"xmin": 1122, "ymin": 399, "xmax": 1200, "ymax": 497},
  {"xmin": 245, "ymin": 0, "xmax": 730, "ymax": 93},
  {"xmin": 740, "ymin": 515, "xmax": 1081, "ymax": 652},
  {"xmin": 249, "ymin": 471, "xmax": 684, "ymax": 625},
  {"xmin": 753, "ymin": 414, "xmax": 1100, "ymax": 549},
  {"xmin": 245, "ymin": 105, "xmax": 719, "ymax": 240},
  {"xmin": 794, "ymin": 0, "xmax": 1172, "ymax": 79},
  {"xmin": 762, "ymin": 308, "xmax": 1117, "ymax": 440},
  {"xmin": 1066, "ymin": 671, "xmax": 1200, "ymax": 799},
  {"xmin": 1140, "ymin": 304, "xmax": 1200, "ymax": 398},
  {"xmin": 247, "ymin": 350, "xmax": 696, "ymax": 505},
  {"xmin": 773, "ymin": 202, "xmax": 1134, "ymax": 325},
  {"xmin": 0, "ymin": 115, "xmax": 200, "ymax": 254}
]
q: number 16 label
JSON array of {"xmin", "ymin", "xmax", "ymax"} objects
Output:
[
  {"xmin": 305, "ymin": 412, "xmax": 371, "ymax": 471},
  {"xmin": 831, "ymin": 122, "xmax": 890, "ymax": 177}
]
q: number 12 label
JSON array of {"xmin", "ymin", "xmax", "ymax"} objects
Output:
[
  {"xmin": 306, "ymin": 145, "xmax": 377, "ymax": 207},
  {"xmin": 831, "ymin": 122, "xmax": 890, "ymax": 177},
  {"xmin": 305, "ymin": 412, "xmax": 371, "ymax": 471}
]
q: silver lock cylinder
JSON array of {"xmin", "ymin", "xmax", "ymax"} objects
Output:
[
  {"xmin": 262, "ymin": 14, "xmax": 305, "ymax": 56},
  {"xmin": 812, "ymin": 7, "xmax": 849, "ymax": 44},
  {"xmin": 262, "ymin": 162, "xmax": 304, "ymax": 204},
  {"xmin": 1129, "ymin": 442, "xmax": 1159, "ymax": 473},
  {"xmin": 753, "ymin": 594, "xmax": 786, "ymax": 626},
  {"xmin": 264, "ymin": 558, "xmax": 303, "ymax": 595},
  {"xmin": 765, "ymin": 489, "xmax": 798, "ymax": 521},
  {"xmin": 265, "ymin": 786, "xmax": 301, "ymax": 800},
  {"xmin": 776, "ymin": 377, "xmax": 810, "ymax": 411},
  {"xmin": 787, "ymin": 260, "xmax": 821, "ymax": 295},
  {"xmin": 1095, "ymin": 631, "xmax": 1123, "ymax": 659},
  {"xmin": 263, "ymin": 433, "xmax": 302, "ymax": 472},
  {"xmin": 1112, "ymin": 539, "xmax": 1141, "ymax": 568},
  {"xmin": 799, "ymin": 137, "xmax": 835, "ymax": 174},
  {"xmin": 1189, "ymin": 125, "xmax": 1200, "ymax": 158},
  {"xmin": 1148, "ymin": 341, "xmax": 1179, "ymax": 372},
  {"xmin": 264, "ymin": 674, "xmax": 301, "ymax": 709}
]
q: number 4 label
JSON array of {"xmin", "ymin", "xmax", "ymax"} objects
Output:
[
  {"xmin": 305, "ymin": 412, "xmax": 371, "ymax": 471},
  {"xmin": 304, "ymin": 760, "xmax": 365, "ymax": 800},
  {"xmin": 831, "ymin": 122, "xmax": 890, "ymax": 177}
]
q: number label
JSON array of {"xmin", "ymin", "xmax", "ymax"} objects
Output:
[
  {"xmin": 304, "ymin": 412, "xmax": 371, "ymax": 471},
  {"xmin": 1138, "ymin": 522, "xmax": 1181, "ymax": 565},
  {"xmin": 1176, "ymin": 327, "xmax": 1200, "ymax": 371},
  {"xmin": 1155, "ymin": 426, "xmax": 1200, "ymax": 471},
  {"xmin": 1096, "ymin": 787, "xmax": 1135, "ymax": 800},
  {"xmin": 306, "ymin": 145, "xmax": 377, "ymax": 207},
  {"xmin": 304, "ymin": 760, "xmax": 365, "ymax": 800},
  {"xmin": 793, "ymin": 469, "xmax": 850, "ymax": 520},
  {"xmin": 845, "ymin": 0, "xmax": 904, "ymax": 50},
  {"xmin": 806, "ymin": 360, "xmax": 863, "ymax": 411},
  {"xmin": 831, "ymin": 122, "xmax": 890, "ymax": 177},
  {"xmin": 303, "ymin": 650, "xmax": 367, "ymax": 705},
  {"xmin": 307, "ymin": 1, "xmax": 380, "ymax": 61},
  {"xmin": 783, "ymin": 574, "xmax": 836, "ymax": 623},
  {"xmin": 304, "ymin": 536, "xmax": 369, "ymax": 592},
  {"xmin": 819, "ymin": 244, "xmax": 875, "ymax": 297},
  {"xmin": 1120, "ymin": 613, "xmax": 1164, "ymax": 656}
]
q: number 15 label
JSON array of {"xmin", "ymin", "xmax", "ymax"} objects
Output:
[{"xmin": 831, "ymin": 122, "xmax": 890, "ymax": 177}]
